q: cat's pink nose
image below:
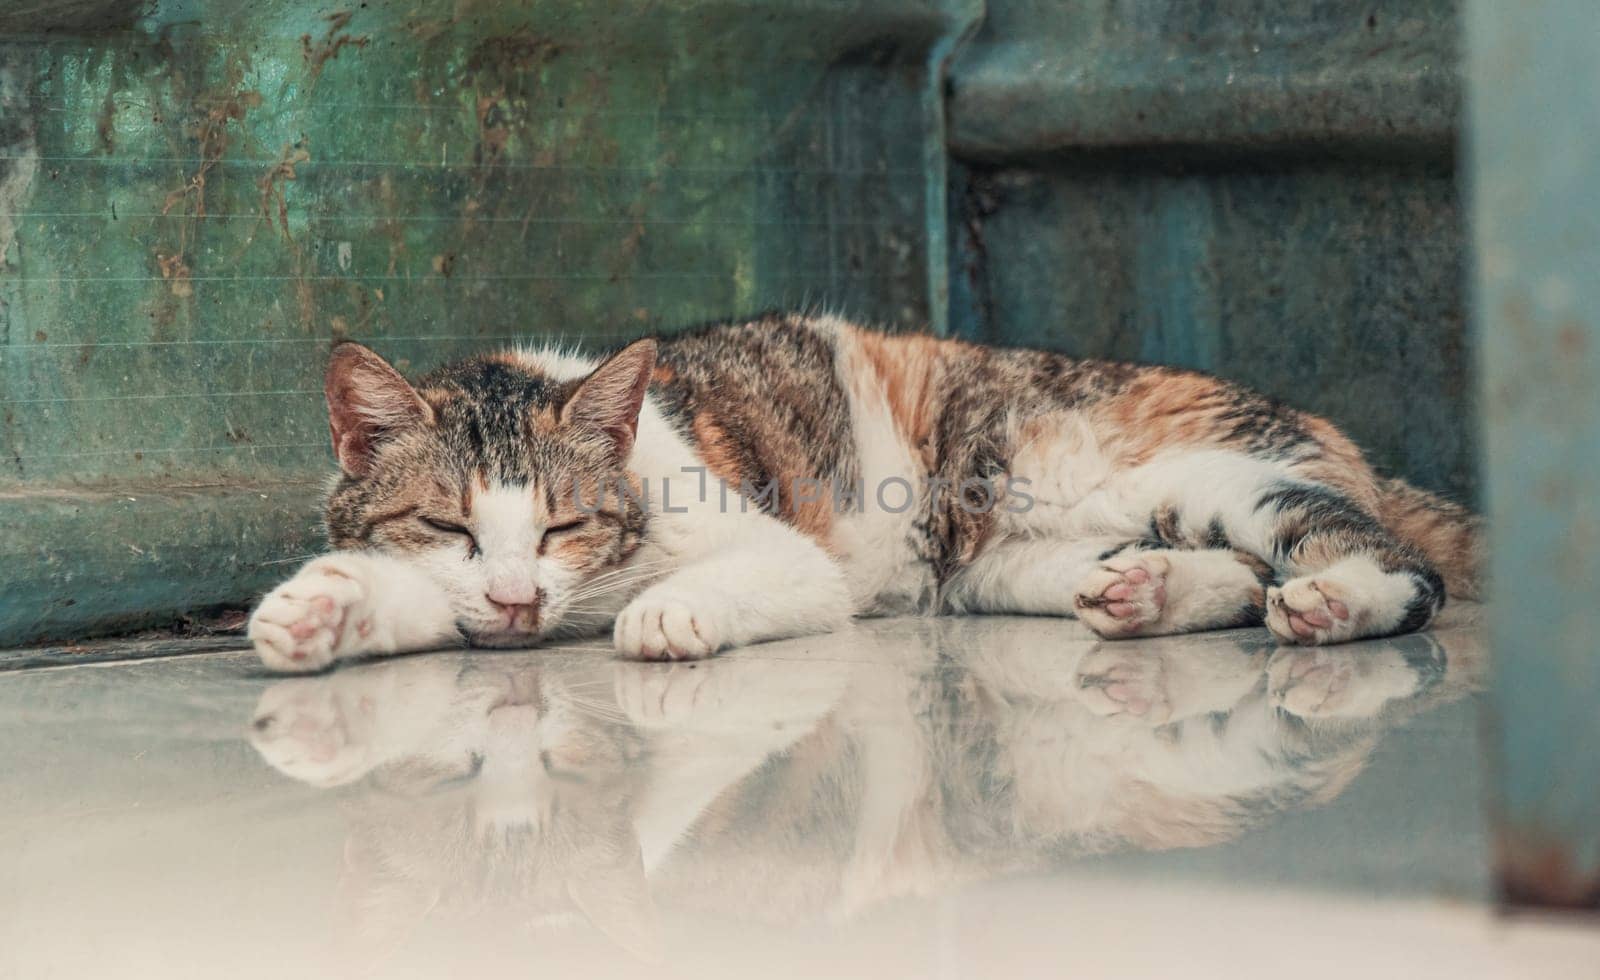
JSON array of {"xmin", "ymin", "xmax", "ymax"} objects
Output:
[
  {"xmin": 486, "ymin": 591, "xmax": 541, "ymax": 631},
  {"xmin": 486, "ymin": 584, "xmax": 538, "ymax": 608}
]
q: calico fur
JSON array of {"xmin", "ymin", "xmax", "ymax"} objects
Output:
[{"xmin": 249, "ymin": 313, "xmax": 1480, "ymax": 670}]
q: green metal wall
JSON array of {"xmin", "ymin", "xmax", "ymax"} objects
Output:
[
  {"xmin": 0, "ymin": 0, "xmax": 978, "ymax": 643},
  {"xmin": 1, "ymin": 1, "xmax": 1476, "ymax": 647},
  {"xmin": 946, "ymin": 0, "xmax": 1472, "ymax": 502}
]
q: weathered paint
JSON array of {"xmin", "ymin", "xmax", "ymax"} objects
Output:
[
  {"xmin": 945, "ymin": 0, "xmax": 1474, "ymax": 503},
  {"xmin": 1467, "ymin": 0, "xmax": 1600, "ymax": 912},
  {"xmin": 0, "ymin": 0, "xmax": 974, "ymax": 643},
  {"xmin": 948, "ymin": 0, "xmax": 1458, "ymax": 160}
]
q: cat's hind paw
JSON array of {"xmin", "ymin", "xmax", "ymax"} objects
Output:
[
  {"xmin": 1073, "ymin": 552, "xmax": 1169, "ymax": 638},
  {"xmin": 1266, "ymin": 576, "xmax": 1356, "ymax": 646},
  {"xmin": 249, "ymin": 558, "xmax": 371, "ymax": 672}
]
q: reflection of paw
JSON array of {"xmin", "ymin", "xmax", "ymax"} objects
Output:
[
  {"xmin": 249, "ymin": 558, "xmax": 371, "ymax": 672},
  {"xmin": 614, "ymin": 664, "xmax": 725, "ymax": 729},
  {"xmin": 1266, "ymin": 575, "xmax": 1357, "ymax": 645},
  {"xmin": 1267, "ymin": 649, "xmax": 1421, "ymax": 720},
  {"xmin": 1074, "ymin": 553, "xmax": 1169, "ymax": 638},
  {"xmin": 614, "ymin": 657, "xmax": 852, "ymax": 735},
  {"xmin": 613, "ymin": 591, "xmax": 725, "ymax": 660},
  {"xmin": 248, "ymin": 680, "xmax": 374, "ymax": 786},
  {"xmin": 1075, "ymin": 649, "xmax": 1171, "ymax": 723}
]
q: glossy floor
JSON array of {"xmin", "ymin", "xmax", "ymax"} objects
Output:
[{"xmin": 2, "ymin": 607, "xmax": 1596, "ymax": 979}]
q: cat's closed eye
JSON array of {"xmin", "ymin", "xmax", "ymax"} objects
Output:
[
  {"xmin": 419, "ymin": 516, "xmax": 481, "ymax": 558},
  {"xmin": 538, "ymin": 519, "xmax": 587, "ymax": 553}
]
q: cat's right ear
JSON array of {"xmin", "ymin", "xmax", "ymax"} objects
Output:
[
  {"xmin": 325, "ymin": 342, "xmax": 432, "ymax": 477},
  {"xmin": 560, "ymin": 338, "xmax": 657, "ymax": 458}
]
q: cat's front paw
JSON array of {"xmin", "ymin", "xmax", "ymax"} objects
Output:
[
  {"xmin": 613, "ymin": 591, "xmax": 725, "ymax": 661},
  {"xmin": 1266, "ymin": 575, "xmax": 1356, "ymax": 645},
  {"xmin": 1073, "ymin": 553, "xmax": 1169, "ymax": 638},
  {"xmin": 249, "ymin": 558, "xmax": 372, "ymax": 672}
]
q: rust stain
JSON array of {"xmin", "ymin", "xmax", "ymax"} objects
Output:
[
  {"xmin": 95, "ymin": 89, "xmax": 117, "ymax": 154},
  {"xmin": 156, "ymin": 252, "xmax": 193, "ymax": 298},
  {"xmin": 464, "ymin": 32, "xmax": 563, "ymax": 75},
  {"xmin": 1497, "ymin": 830, "xmax": 1600, "ymax": 912},
  {"xmin": 377, "ymin": 173, "xmax": 407, "ymax": 277},
  {"xmin": 160, "ymin": 86, "xmax": 261, "ymax": 222},
  {"xmin": 257, "ymin": 137, "xmax": 311, "ymax": 240},
  {"xmin": 475, "ymin": 93, "xmax": 511, "ymax": 170},
  {"xmin": 156, "ymin": 57, "xmax": 261, "ymax": 296},
  {"xmin": 301, "ymin": 12, "xmax": 370, "ymax": 89},
  {"xmin": 1555, "ymin": 319, "xmax": 1589, "ymax": 358}
]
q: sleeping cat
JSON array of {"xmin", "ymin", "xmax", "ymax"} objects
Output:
[{"xmin": 248, "ymin": 313, "xmax": 1479, "ymax": 670}]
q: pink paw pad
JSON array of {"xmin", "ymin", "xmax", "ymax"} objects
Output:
[
  {"xmin": 1285, "ymin": 596, "xmax": 1350, "ymax": 637},
  {"xmin": 1074, "ymin": 555, "xmax": 1170, "ymax": 637}
]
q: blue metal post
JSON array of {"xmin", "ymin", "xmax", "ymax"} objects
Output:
[{"xmin": 1468, "ymin": 0, "xmax": 1600, "ymax": 909}]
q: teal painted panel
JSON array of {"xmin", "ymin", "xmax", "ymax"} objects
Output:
[
  {"xmin": 949, "ymin": 0, "xmax": 1459, "ymax": 159},
  {"xmin": 1468, "ymin": 0, "xmax": 1600, "ymax": 910},
  {"xmin": 951, "ymin": 160, "xmax": 1472, "ymax": 501},
  {"xmin": 0, "ymin": 0, "xmax": 978, "ymax": 643},
  {"xmin": 945, "ymin": 0, "xmax": 1473, "ymax": 502}
]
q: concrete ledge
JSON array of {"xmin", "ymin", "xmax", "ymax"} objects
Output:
[{"xmin": 0, "ymin": 481, "xmax": 324, "ymax": 646}]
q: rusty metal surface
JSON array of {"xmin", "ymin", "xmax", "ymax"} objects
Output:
[
  {"xmin": 948, "ymin": 0, "xmax": 1460, "ymax": 160},
  {"xmin": 0, "ymin": 1, "xmax": 976, "ymax": 643},
  {"xmin": 945, "ymin": 0, "xmax": 1473, "ymax": 503},
  {"xmin": 1468, "ymin": 0, "xmax": 1600, "ymax": 914}
]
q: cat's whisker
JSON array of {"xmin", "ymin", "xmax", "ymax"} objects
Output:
[
  {"xmin": 561, "ymin": 569, "xmax": 672, "ymax": 604},
  {"xmin": 260, "ymin": 553, "xmax": 320, "ymax": 566},
  {"xmin": 561, "ymin": 564, "xmax": 674, "ymax": 597},
  {"xmin": 557, "ymin": 601, "xmax": 627, "ymax": 618},
  {"xmin": 558, "ymin": 696, "xmax": 631, "ymax": 722},
  {"xmin": 578, "ymin": 558, "xmax": 677, "ymax": 585}
]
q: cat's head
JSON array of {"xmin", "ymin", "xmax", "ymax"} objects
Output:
[{"xmin": 321, "ymin": 340, "xmax": 655, "ymax": 647}]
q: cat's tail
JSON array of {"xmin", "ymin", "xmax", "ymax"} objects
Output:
[{"xmin": 1375, "ymin": 477, "xmax": 1482, "ymax": 600}]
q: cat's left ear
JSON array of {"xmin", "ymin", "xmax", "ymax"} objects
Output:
[
  {"xmin": 561, "ymin": 338, "xmax": 657, "ymax": 457},
  {"xmin": 325, "ymin": 342, "xmax": 433, "ymax": 477}
]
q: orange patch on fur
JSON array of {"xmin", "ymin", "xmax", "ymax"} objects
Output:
[
  {"xmin": 527, "ymin": 404, "xmax": 561, "ymax": 434},
  {"xmin": 485, "ymin": 350, "xmax": 536, "ymax": 369},
  {"xmin": 419, "ymin": 387, "xmax": 457, "ymax": 411},
  {"xmin": 847, "ymin": 327, "xmax": 949, "ymax": 453},
  {"xmin": 787, "ymin": 485, "xmax": 835, "ymax": 542},
  {"xmin": 1010, "ymin": 413, "xmax": 1064, "ymax": 475},
  {"xmin": 691, "ymin": 412, "xmax": 744, "ymax": 488},
  {"xmin": 1104, "ymin": 371, "xmax": 1234, "ymax": 464},
  {"xmin": 1376, "ymin": 478, "xmax": 1481, "ymax": 598},
  {"xmin": 689, "ymin": 407, "xmax": 837, "ymax": 544}
]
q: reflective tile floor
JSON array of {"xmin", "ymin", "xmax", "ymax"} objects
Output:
[{"xmin": 3, "ymin": 606, "xmax": 1597, "ymax": 979}]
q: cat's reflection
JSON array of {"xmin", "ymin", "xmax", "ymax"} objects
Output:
[{"xmin": 247, "ymin": 619, "xmax": 1482, "ymax": 963}]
